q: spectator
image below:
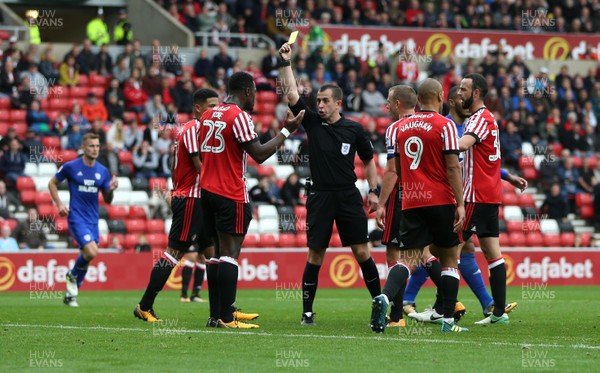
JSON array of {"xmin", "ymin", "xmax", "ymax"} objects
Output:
[
  {"xmin": 197, "ymin": 4, "xmax": 217, "ymax": 33},
  {"xmin": 578, "ymin": 157, "xmax": 596, "ymax": 194},
  {"xmin": 67, "ymin": 103, "xmax": 90, "ymax": 132},
  {"xmin": 0, "ymin": 225, "xmax": 19, "ymax": 252},
  {"xmin": 275, "ymin": 95, "xmax": 290, "ymax": 122},
  {"xmin": 112, "ymin": 57, "xmax": 131, "ymax": 84},
  {"xmin": 310, "ymin": 63, "xmax": 332, "ymax": 91},
  {"xmin": 114, "ymin": 8, "xmax": 133, "ymax": 45},
  {"xmin": 104, "ymin": 78, "xmax": 125, "ymax": 107},
  {"xmin": 212, "ymin": 17, "xmax": 230, "ymax": 46},
  {"xmin": 106, "ymin": 119, "xmax": 126, "ymax": 150},
  {"xmin": 135, "ymin": 234, "xmax": 151, "ymax": 252},
  {"xmin": 182, "ymin": 3, "xmax": 199, "ymax": 32},
  {"xmin": 124, "ymin": 119, "xmax": 144, "ymax": 150},
  {"xmin": 260, "ymin": 118, "xmax": 282, "ymax": 143},
  {"xmin": 174, "ymin": 79, "xmax": 194, "ymax": 113},
  {"xmin": 21, "ymin": 63, "xmax": 47, "ymax": 98},
  {"xmin": 86, "ymin": 119, "xmax": 107, "ymax": 145},
  {"xmin": 158, "ymin": 76, "xmax": 177, "ymax": 107},
  {"xmin": 540, "ymin": 183, "xmax": 568, "ymax": 222},
  {"xmin": 106, "ymin": 93, "xmax": 125, "ymax": 122},
  {"xmin": 261, "ymin": 46, "xmax": 280, "ymax": 80},
  {"xmin": 145, "ymin": 93, "xmax": 168, "ymax": 124},
  {"xmin": 395, "ymin": 46, "xmax": 419, "ymax": 86},
  {"xmin": 14, "ymin": 207, "xmax": 47, "ymax": 250},
  {"xmin": 76, "ymin": 39, "xmax": 97, "ymax": 75},
  {"xmin": 344, "ymin": 85, "xmax": 364, "ymax": 116},
  {"xmin": 208, "ymin": 67, "xmax": 227, "ymax": 91},
  {"xmin": 427, "ymin": 53, "xmax": 448, "ymax": 78},
  {"xmin": 0, "ymin": 128, "xmax": 21, "ymax": 153},
  {"xmin": 38, "ymin": 46, "xmax": 59, "ymax": 84},
  {"xmin": 361, "ymin": 81, "xmax": 387, "ymax": 116},
  {"xmin": 95, "ymin": 43, "xmax": 113, "ymax": 77},
  {"xmin": 0, "ymin": 58, "xmax": 19, "ymax": 97},
  {"xmin": 0, "ymin": 180, "xmax": 20, "ymax": 218},
  {"xmin": 58, "ymin": 55, "xmax": 79, "ymax": 86},
  {"xmin": 193, "ymin": 49, "xmax": 213, "ymax": 78},
  {"xmin": 558, "ymin": 155, "xmax": 580, "ymax": 210},
  {"xmin": 65, "ymin": 123, "xmax": 83, "ymax": 150},
  {"xmin": 21, "ymin": 128, "xmax": 43, "ymax": 162},
  {"xmin": 156, "ymin": 132, "xmax": 172, "ymax": 178},
  {"xmin": 341, "ymin": 46, "xmax": 362, "ymax": 73},
  {"xmin": 163, "ymin": 44, "xmax": 183, "ymax": 77},
  {"xmin": 82, "ymin": 93, "xmax": 108, "ymax": 122},
  {"xmin": 26, "ymin": 100, "xmax": 51, "ymax": 134},
  {"xmin": 0, "ymin": 139, "xmax": 27, "ymax": 183},
  {"xmin": 109, "ymin": 235, "xmax": 123, "ymax": 251},
  {"xmin": 123, "ymin": 71, "xmax": 148, "ymax": 113},
  {"xmin": 141, "ymin": 65, "xmax": 162, "ymax": 97},
  {"xmin": 250, "ymin": 176, "xmax": 273, "ymax": 204},
  {"xmin": 212, "ymin": 43, "xmax": 233, "ymax": 73},
  {"xmin": 132, "ymin": 140, "xmax": 159, "ymax": 178},
  {"xmin": 364, "ymin": 118, "xmax": 385, "ymax": 153},
  {"xmin": 154, "ymin": 129, "xmax": 171, "ymax": 156},
  {"xmin": 53, "ymin": 112, "xmax": 69, "ymax": 135},
  {"xmin": 86, "ymin": 8, "xmax": 110, "ymax": 46},
  {"xmin": 281, "ymin": 172, "xmax": 303, "ymax": 206},
  {"xmin": 230, "ymin": 16, "xmax": 249, "ymax": 47},
  {"xmin": 97, "ymin": 141, "xmax": 120, "ymax": 175},
  {"xmin": 500, "ymin": 120, "xmax": 522, "ymax": 169},
  {"xmin": 116, "ymin": 42, "xmax": 135, "ymax": 69}
]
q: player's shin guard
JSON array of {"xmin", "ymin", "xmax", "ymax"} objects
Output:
[
  {"xmin": 206, "ymin": 258, "xmax": 219, "ymax": 319},
  {"xmin": 382, "ymin": 262, "xmax": 410, "ymax": 306},
  {"xmin": 359, "ymin": 257, "xmax": 381, "ymax": 298},
  {"xmin": 488, "ymin": 257, "xmax": 507, "ymax": 317},
  {"xmin": 459, "ymin": 253, "xmax": 493, "ymax": 309},
  {"xmin": 425, "ymin": 257, "xmax": 443, "ymax": 313},
  {"xmin": 71, "ymin": 255, "xmax": 89, "ymax": 288},
  {"xmin": 403, "ymin": 264, "xmax": 429, "ymax": 304},
  {"xmin": 181, "ymin": 260, "xmax": 194, "ymax": 298},
  {"xmin": 139, "ymin": 251, "xmax": 178, "ymax": 311},
  {"xmin": 440, "ymin": 267, "xmax": 460, "ymax": 320},
  {"xmin": 302, "ymin": 262, "xmax": 320, "ymax": 314},
  {"xmin": 217, "ymin": 257, "xmax": 239, "ymax": 323},
  {"xmin": 192, "ymin": 263, "xmax": 206, "ymax": 297}
]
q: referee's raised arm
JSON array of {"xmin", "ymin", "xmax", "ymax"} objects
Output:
[{"xmin": 278, "ymin": 43, "xmax": 300, "ymax": 106}]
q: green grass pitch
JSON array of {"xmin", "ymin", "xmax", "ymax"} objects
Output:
[{"xmin": 1, "ymin": 286, "xmax": 599, "ymax": 372}]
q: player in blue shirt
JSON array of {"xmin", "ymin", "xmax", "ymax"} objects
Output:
[
  {"xmin": 405, "ymin": 86, "xmax": 525, "ymax": 321},
  {"xmin": 48, "ymin": 133, "xmax": 118, "ymax": 307}
]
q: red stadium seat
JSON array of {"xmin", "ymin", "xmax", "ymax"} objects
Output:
[
  {"xmin": 506, "ymin": 220, "xmax": 522, "ymax": 233},
  {"xmin": 588, "ymin": 157, "xmax": 598, "ymax": 169},
  {"xmin": 560, "ymin": 232, "xmax": 575, "ymax": 247},
  {"xmin": 257, "ymin": 91, "xmax": 278, "ymax": 104},
  {"xmin": 107, "ymin": 233, "xmax": 125, "ymax": 247},
  {"xmin": 13, "ymin": 123, "xmax": 28, "ymax": 137},
  {"xmin": 49, "ymin": 98, "xmax": 70, "ymax": 111},
  {"xmin": 35, "ymin": 192, "xmax": 53, "ymax": 205},
  {"xmin": 255, "ymin": 165, "xmax": 274, "ymax": 177},
  {"xmin": 89, "ymin": 74, "xmax": 107, "ymax": 87},
  {"xmin": 69, "ymin": 86, "xmax": 89, "ymax": 98},
  {"xmin": 0, "ymin": 109, "xmax": 8, "ymax": 121},
  {"xmin": 572, "ymin": 157, "xmax": 582, "ymax": 168},
  {"xmin": 502, "ymin": 193, "xmax": 519, "ymax": 206},
  {"xmin": 329, "ymin": 233, "xmax": 342, "ymax": 247},
  {"xmin": 256, "ymin": 114, "xmax": 275, "ymax": 126},
  {"xmin": 278, "ymin": 233, "xmax": 296, "ymax": 247},
  {"xmin": 580, "ymin": 205, "xmax": 594, "ymax": 219},
  {"xmin": 294, "ymin": 205, "xmax": 306, "ymax": 219},
  {"xmin": 123, "ymin": 112, "xmax": 137, "ymax": 123},
  {"xmin": 508, "ymin": 232, "xmax": 526, "ymax": 247},
  {"xmin": 518, "ymin": 156, "xmax": 534, "ymax": 169},
  {"xmin": 576, "ymin": 193, "xmax": 593, "ymax": 208},
  {"xmin": 89, "ymin": 86, "xmax": 105, "ymax": 98},
  {"xmin": 17, "ymin": 176, "xmax": 35, "ymax": 191},
  {"xmin": 259, "ymin": 234, "xmax": 278, "ymax": 248},
  {"xmin": 182, "ymin": 65, "xmax": 194, "ymax": 74},
  {"xmin": 146, "ymin": 233, "xmax": 167, "ymax": 247},
  {"xmin": 244, "ymin": 233, "xmax": 259, "ymax": 247},
  {"xmin": 46, "ymin": 110, "xmax": 61, "ymax": 123},
  {"xmin": 99, "ymin": 234, "xmax": 108, "ymax": 248},
  {"xmin": 78, "ymin": 74, "xmax": 89, "ymax": 86},
  {"xmin": 177, "ymin": 113, "xmax": 190, "ymax": 123},
  {"xmin": 579, "ymin": 232, "xmax": 592, "ymax": 247},
  {"xmin": 257, "ymin": 102, "xmax": 277, "ymax": 114},
  {"xmin": 526, "ymin": 233, "xmax": 544, "ymax": 247},
  {"xmin": 296, "ymin": 232, "xmax": 307, "ymax": 247},
  {"xmin": 501, "ymin": 180, "xmax": 517, "ymax": 194},
  {"xmin": 355, "ymin": 166, "xmax": 366, "ymax": 180},
  {"xmin": 149, "ymin": 177, "xmax": 168, "ymax": 192},
  {"xmin": 522, "ymin": 167, "xmax": 538, "ymax": 181},
  {"xmin": 519, "ymin": 194, "xmax": 536, "ymax": 208},
  {"xmin": 42, "ymin": 136, "xmax": 61, "ymax": 149},
  {"xmin": 9, "ymin": 110, "xmax": 26, "ymax": 122},
  {"xmin": 543, "ymin": 234, "xmax": 561, "ymax": 247},
  {"xmin": 37, "ymin": 204, "xmax": 56, "ymax": 219},
  {"xmin": 125, "ymin": 219, "xmax": 147, "ymax": 233},
  {"xmin": 129, "ymin": 206, "xmax": 147, "ymax": 220},
  {"xmin": 68, "ymin": 98, "xmax": 86, "ymax": 109},
  {"xmin": 108, "ymin": 205, "xmax": 129, "ymax": 220},
  {"xmin": 498, "ymin": 207, "xmax": 504, "ymax": 220},
  {"xmin": 0, "ymin": 122, "xmax": 10, "ymax": 136},
  {"xmin": 124, "ymin": 234, "xmax": 139, "ymax": 251},
  {"xmin": 55, "ymin": 217, "xmax": 68, "ymax": 234},
  {"xmin": 376, "ymin": 117, "xmax": 390, "ymax": 133},
  {"xmin": 20, "ymin": 190, "xmax": 36, "ymax": 205},
  {"xmin": 522, "ymin": 219, "xmax": 540, "ymax": 232},
  {"xmin": 60, "ymin": 150, "xmax": 78, "ymax": 163},
  {"xmin": 118, "ymin": 150, "xmax": 133, "ymax": 164},
  {"xmin": 0, "ymin": 96, "xmax": 10, "ymax": 108},
  {"xmin": 193, "ymin": 77, "xmax": 206, "ymax": 88},
  {"xmin": 295, "ymin": 217, "xmax": 307, "ymax": 232},
  {"xmin": 2, "ymin": 219, "xmax": 18, "ymax": 231},
  {"xmin": 146, "ymin": 219, "xmax": 165, "ymax": 233},
  {"xmin": 499, "ymin": 232, "xmax": 509, "ymax": 247}
]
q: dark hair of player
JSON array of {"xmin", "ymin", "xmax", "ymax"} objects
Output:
[
  {"xmin": 464, "ymin": 73, "xmax": 488, "ymax": 99},
  {"xmin": 447, "ymin": 86, "xmax": 459, "ymax": 101},
  {"xmin": 193, "ymin": 88, "xmax": 218, "ymax": 104},
  {"xmin": 227, "ymin": 71, "xmax": 254, "ymax": 94},
  {"xmin": 318, "ymin": 83, "xmax": 343, "ymax": 101}
]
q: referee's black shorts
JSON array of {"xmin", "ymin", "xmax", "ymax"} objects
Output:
[
  {"xmin": 382, "ymin": 186, "xmax": 402, "ymax": 247},
  {"xmin": 168, "ymin": 197, "xmax": 213, "ymax": 252},
  {"xmin": 306, "ymin": 187, "xmax": 368, "ymax": 249},
  {"xmin": 461, "ymin": 203, "xmax": 500, "ymax": 242},
  {"xmin": 399, "ymin": 204, "xmax": 462, "ymax": 249},
  {"xmin": 201, "ymin": 189, "xmax": 252, "ymax": 237}
]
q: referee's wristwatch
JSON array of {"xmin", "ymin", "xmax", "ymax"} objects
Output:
[{"xmin": 368, "ymin": 188, "xmax": 379, "ymax": 197}]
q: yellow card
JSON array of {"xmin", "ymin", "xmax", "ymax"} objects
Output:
[{"xmin": 288, "ymin": 31, "xmax": 298, "ymax": 45}]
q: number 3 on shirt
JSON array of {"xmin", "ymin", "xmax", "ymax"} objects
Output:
[
  {"xmin": 489, "ymin": 129, "xmax": 501, "ymax": 162},
  {"xmin": 404, "ymin": 136, "xmax": 423, "ymax": 170},
  {"xmin": 201, "ymin": 120, "xmax": 226, "ymax": 153}
]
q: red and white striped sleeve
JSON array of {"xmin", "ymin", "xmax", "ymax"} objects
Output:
[
  {"xmin": 183, "ymin": 123, "xmax": 198, "ymax": 154},
  {"xmin": 385, "ymin": 122, "xmax": 399, "ymax": 159},
  {"xmin": 464, "ymin": 111, "xmax": 490, "ymax": 142},
  {"xmin": 233, "ymin": 111, "xmax": 259, "ymax": 143},
  {"xmin": 442, "ymin": 120, "xmax": 460, "ymax": 152}
]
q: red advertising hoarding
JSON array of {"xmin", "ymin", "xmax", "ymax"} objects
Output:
[
  {"xmin": 0, "ymin": 248, "xmax": 597, "ymax": 292},
  {"xmin": 297, "ymin": 26, "xmax": 600, "ymax": 61}
]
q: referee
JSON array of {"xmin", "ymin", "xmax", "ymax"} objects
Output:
[{"xmin": 279, "ymin": 43, "xmax": 381, "ymax": 326}]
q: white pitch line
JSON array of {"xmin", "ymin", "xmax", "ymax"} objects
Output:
[{"xmin": 2, "ymin": 323, "xmax": 599, "ymax": 350}]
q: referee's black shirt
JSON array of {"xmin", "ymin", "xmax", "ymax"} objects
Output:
[{"xmin": 289, "ymin": 98, "xmax": 374, "ymax": 191}]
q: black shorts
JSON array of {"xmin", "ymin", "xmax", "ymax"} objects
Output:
[
  {"xmin": 306, "ymin": 187, "xmax": 368, "ymax": 249},
  {"xmin": 168, "ymin": 197, "xmax": 213, "ymax": 252},
  {"xmin": 399, "ymin": 204, "xmax": 461, "ymax": 249},
  {"xmin": 201, "ymin": 189, "xmax": 252, "ymax": 236},
  {"xmin": 462, "ymin": 203, "xmax": 500, "ymax": 241},
  {"xmin": 382, "ymin": 186, "xmax": 402, "ymax": 247}
]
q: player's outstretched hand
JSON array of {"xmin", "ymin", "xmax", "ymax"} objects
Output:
[
  {"xmin": 453, "ymin": 205, "xmax": 465, "ymax": 233},
  {"xmin": 376, "ymin": 205, "xmax": 386, "ymax": 229},
  {"xmin": 109, "ymin": 175, "xmax": 119, "ymax": 191},
  {"xmin": 279, "ymin": 42, "xmax": 292, "ymax": 61},
  {"xmin": 284, "ymin": 109, "xmax": 304, "ymax": 133},
  {"xmin": 57, "ymin": 203, "xmax": 69, "ymax": 217},
  {"xmin": 508, "ymin": 174, "xmax": 528, "ymax": 192}
]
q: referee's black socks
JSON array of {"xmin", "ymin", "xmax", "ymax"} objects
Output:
[
  {"xmin": 359, "ymin": 257, "xmax": 381, "ymax": 298},
  {"xmin": 302, "ymin": 262, "xmax": 320, "ymax": 314},
  {"xmin": 139, "ymin": 253, "xmax": 178, "ymax": 311}
]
